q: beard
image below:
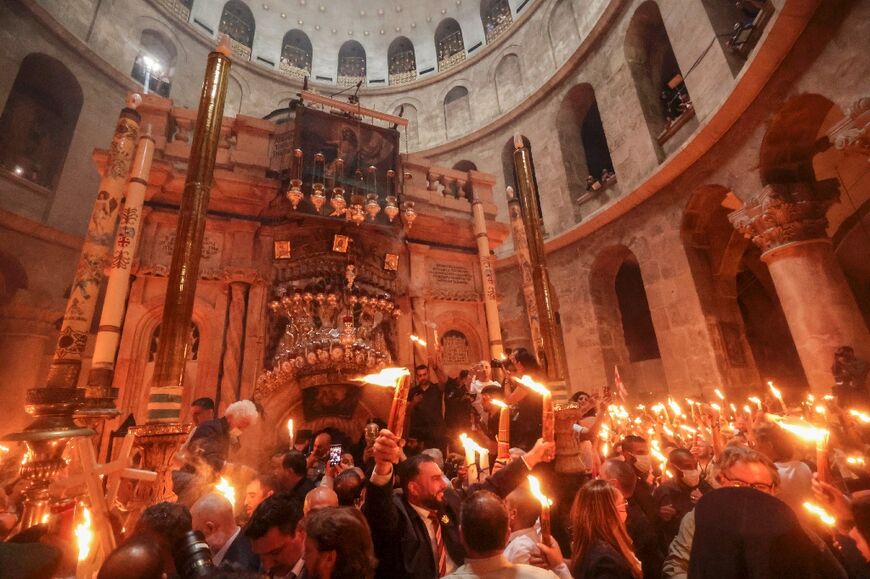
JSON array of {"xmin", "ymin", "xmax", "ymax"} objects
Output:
[{"xmin": 419, "ymin": 491, "xmax": 445, "ymax": 511}]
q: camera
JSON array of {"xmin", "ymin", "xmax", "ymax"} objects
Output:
[
  {"xmin": 173, "ymin": 530, "xmax": 215, "ymax": 578},
  {"xmin": 329, "ymin": 443, "xmax": 343, "ymax": 466}
]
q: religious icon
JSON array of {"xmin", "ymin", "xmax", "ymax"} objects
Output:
[
  {"xmin": 384, "ymin": 253, "xmax": 399, "ymax": 271},
  {"xmin": 332, "ymin": 235, "xmax": 350, "ymax": 253},
  {"xmin": 274, "ymin": 240, "xmax": 292, "ymax": 260}
]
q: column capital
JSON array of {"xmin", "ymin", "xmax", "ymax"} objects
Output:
[
  {"xmin": 728, "ymin": 181, "xmax": 839, "ymax": 255},
  {"xmin": 827, "ymin": 97, "xmax": 870, "ymax": 158}
]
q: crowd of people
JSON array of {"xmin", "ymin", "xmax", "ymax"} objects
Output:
[{"xmin": 3, "ymin": 345, "xmax": 870, "ymax": 578}]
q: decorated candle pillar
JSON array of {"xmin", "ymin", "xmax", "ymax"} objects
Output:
[
  {"xmin": 506, "ymin": 186, "xmax": 544, "ymax": 359},
  {"xmin": 83, "ymin": 130, "xmax": 156, "ymax": 422},
  {"xmin": 729, "ymin": 182, "xmax": 870, "ymax": 393},
  {"xmin": 471, "ymin": 192, "xmax": 504, "ymax": 359}
]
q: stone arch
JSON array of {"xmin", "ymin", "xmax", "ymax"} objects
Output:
[
  {"xmin": 132, "ymin": 15, "xmax": 189, "ymax": 66},
  {"xmin": 624, "ymin": 1, "xmax": 694, "ymax": 161},
  {"xmin": 337, "ymin": 40, "xmax": 367, "ymax": 86},
  {"xmin": 481, "ymin": 0, "xmax": 513, "ymax": 43},
  {"xmin": 392, "ymin": 102, "xmax": 419, "ymax": 150},
  {"xmin": 556, "ymin": 83, "xmax": 616, "ymax": 204},
  {"xmin": 699, "ymin": 0, "xmax": 758, "ymax": 76},
  {"xmin": 589, "ymin": 245, "xmax": 667, "ymax": 398},
  {"xmin": 0, "ymin": 53, "xmax": 82, "ymax": 192},
  {"xmin": 388, "ymin": 36, "xmax": 416, "ymax": 85},
  {"xmin": 759, "ymin": 94, "xmax": 836, "ymax": 185},
  {"xmin": 435, "ymin": 18, "xmax": 465, "ymax": 71},
  {"xmin": 494, "ymin": 53, "xmax": 523, "ymax": 113},
  {"xmin": 219, "ymin": 0, "xmax": 255, "ymax": 60},
  {"xmin": 281, "ymin": 29, "xmax": 313, "ymax": 76},
  {"xmin": 131, "ymin": 29, "xmax": 177, "ymax": 97},
  {"xmin": 444, "ymin": 85, "xmax": 472, "ymax": 140},
  {"xmin": 452, "ymin": 160, "xmax": 478, "ymax": 172},
  {"xmin": 547, "ymin": 0, "xmax": 578, "ymax": 66}
]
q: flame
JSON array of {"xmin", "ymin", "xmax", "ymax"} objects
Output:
[
  {"xmin": 667, "ymin": 398, "xmax": 683, "ymax": 417},
  {"xmin": 768, "ymin": 381, "xmax": 784, "ymax": 402},
  {"xmin": 679, "ymin": 425, "xmax": 697, "ymax": 434},
  {"xmin": 21, "ymin": 449, "xmax": 31, "ymax": 466},
  {"xmin": 710, "ymin": 403, "xmax": 721, "ymax": 413},
  {"xmin": 410, "ymin": 335, "xmax": 427, "ymax": 347},
  {"xmin": 814, "ymin": 405, "xmax": 826, "ymax": 416},
  {"xmin": 743, "ymin": 405, "xmax": 752, "ymax": 414},
  {"xmin": 215, "ymin": 477, "xmax": 236, "ymax": 508},
  {"xmin": 516, "ymin": 375, "xmax": 551, "ymax": 396},
  {"xmin": 527, "ymin": 475, "xmax": 552, "ymax": 507},
  {"xmin": 459, "ymin": 433, "xmax": 487, "ymax": 455},
  {"xmin": 75, "ymin": 506, "xmax": 94, "ymax": 562},
  {"xmin": 807, "ymin": 394, "xmax": 816, "ymax": 403},
  {"xmin": 651, "ymin": 403, "xmax": 665, "ymax": 415},
  {"xmin": 602, "ymin": 442, "xmax": 609, "ymax": 456},
  {"xmin": 287, "ymin": 418, "xmax": 294, "ymax": 440},
  {"xmin": 714, "ymin": 389, "xmax": 725, "ymax": 401},
  {"xmin": 41, "ymin": 513, "xmax": 49, "ymax": 524},
  {"xmin": 0, "ymin": 444, "xmax": 9, "ymax": 453},
  {"xmin": 358, "ymin": 367, "xmax": 410, "ymax": 387},
  {"xmin": 491, "ymin": 399, "xmax": 508, "ymax": 409},
  {"xmin": 803, "ymin": 501, "xmax": 835, "ymax": 527},
  {"xmin": 748, "ymin": 396, "xmax": 762, "ymax": 409},
  {"xmin": 850, "ymin": 409, "xmax": 870, "ymax": 424},
  {"xmin": 847, "ymin": 456, "xmax": 866, "ymax": 466},
  {"xmin": 767, "ymin": 415, "xmax": 828, "ymax": 444}
]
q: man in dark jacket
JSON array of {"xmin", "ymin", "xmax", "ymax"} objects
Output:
[
  {"xmin": 191, "ymin": 493, "xmax": 259, "ymax": 571},
  {"xmin": 362, "ymin": 428, "xmax": 554, "ymax": 579}
]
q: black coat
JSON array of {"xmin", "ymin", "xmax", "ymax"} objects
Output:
[
  {"xmin": 571, "ymin": 540, "xmax": 637, "ymax": 579},
  {"xmin": 220, "ymin": 531, "xmax": 260, "ymax": 572},
  {"xmin": 363, "ymin": 457, "xmax": 531, "ymax": 579},
  {"xmin": 187, "ymin": 417, "xmax": 232, "ymax": 473}
]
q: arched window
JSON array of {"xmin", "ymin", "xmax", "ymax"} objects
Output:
[
  {"xmin": 131, "ymin": 30, "xmax": 177, "ymax": 98},
  {"xmin": 0, "ymin": 54, "xmax": 82, "ymax": 192},
  {"xmin": 624, "ymin": 1, "xmax": 695, "ymax": 159},
  {"xmin": 556, "ymin": 84, "xmax": 616, "ymax": 204},
  {"xmin": 481, "ymin": 0, "xmax": 513, "ymax": 43},
  {"xmin": 337, "ymin": 40, "xmax": 366, "ymax": 87},
  {"xmin": 388, "ymin": 36, "xmax": 416, "ymax": 86},
  {"xmin": 164, "ymin": 0, "xmax": 194, "ymax": 22},
  {"xmin": 219, "ymin": 0, "xmax": 255, "ymax": 61},
  {"xmin": 435, "ymin": 18, "xmax": 465, "ymax": 71},
  {"xmin": 444, "ymin": 86, "xmax": 471, "ymax": 140},
  {"xmin": 615, "ymin": 259, "xmax": 661, "ymax": 362},
  {"xmin": 700, "ymin": 0, "xmax": 772, "ymax": 76},
  {"xmin": 548, "ymin": 0, "xmax": 578, "ymax": 65},
  {"xmin": 501, "ymin": 135, "xmax": 541, "ymax": 219},
  {"xmin": 452, "ymin": 160, "xmax": 478, "ymax": 172},
  {"xmin": 393, "ymin": 103, "xmax": 418, "ymax": 150},
  {"xmin": 280, "ymin": 29, "xmax": 312, "ymax": 79},
  {"xmin": 494, "ymin": 53, "xmax": 522, "ymax": 112}
]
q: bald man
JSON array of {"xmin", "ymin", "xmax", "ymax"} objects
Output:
[
  {"xmin": 98, "ymin": 538, "xmax": 164, "ymax": 579},
  {"xmin": 190, "ymin": 493, "xmax": 259, "ymax": 571},
  {"xmin": 304, "ymin": 486, "xmax": 339, "ymax": 516}
]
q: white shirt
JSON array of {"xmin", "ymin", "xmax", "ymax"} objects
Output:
[
  {"xmin": 410, "ymin": 502, "xmax": 458, "ymax": 575},
  {"xmin": 504, "ymin": 527, "xmax": 540, "ymax": 564},
  {"xmin": 212, "ymin": 525, "xmax": 240, "ymax": 567},
  {"xmin": 775, "ymin": 460, "xmax": 813, "ymax": 513},
  {"xmin": 445, "ymin": 553, "xmax": 560, "ymax": 578}
]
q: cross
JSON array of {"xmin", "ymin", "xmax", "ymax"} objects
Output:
[{"xmin": 52, "ymin": 434, "xmax": 157, "ymax": 559}]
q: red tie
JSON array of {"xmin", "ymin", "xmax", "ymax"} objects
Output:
[{"xmin": 428, "ymin": 511, "xmax": 448, "ymax": 577}]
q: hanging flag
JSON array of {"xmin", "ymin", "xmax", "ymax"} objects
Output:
[{"xmin": 614, "ymin": 366, "xmax": 628, "ymax": 400}]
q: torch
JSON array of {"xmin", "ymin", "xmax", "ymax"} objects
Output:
[
  {"xmin": 528, "ymin": 475, "xmax": 552, "ymax": 545},
  {"xmin": 803, "ymin": 501, "xmax": 836, "ymax": 528},
  {"xmin": 767, "ymin": 414, "xmax": 830, "ymax": 483},
  {"xmin": 768, "ymin": 381, "xmax": 787, "ymax": 413},
  {"xmin": 515, "ymin": 375, "xmax": 554, "ymax": 443},
  {"xmin": 287, "ymin": 418, "xmax": 294, "ymax": 449},
  {"xmin": 491, "ymin": 399, "xmax": 511, "ymax": 461},
  {"xmin": 360, "ymin": 367, "xmax": 412, "ymax": 439},
  {"xmin": 215, "ymin": 476, "xmax": 236, "ymax": 508},
  {"xmin": 460, "ymin": 433, "xmax": 489, "ymax": 483}
]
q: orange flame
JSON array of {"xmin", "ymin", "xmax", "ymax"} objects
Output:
[
  {"xmin": 75, "ymin": 506, "xmax": 94, "ymax": 562},
  {"xmin": 358, "ymin": 367, "xmax": 410, "ymax": 387}
]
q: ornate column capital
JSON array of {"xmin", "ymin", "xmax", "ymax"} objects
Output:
[
  {"xmin": 827, "ymin": 97, "xmax": 870, "ymax": 159},
  {"xmin": 728, "ymin": 181, "xmax": 839, "ymax": 255}
]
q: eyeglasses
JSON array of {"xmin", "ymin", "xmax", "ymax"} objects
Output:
[{"xmin": 719, "ymin": 472, "xmax": 776, "ymax": 494}]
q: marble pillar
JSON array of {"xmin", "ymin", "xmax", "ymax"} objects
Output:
[{"xmin": 730, "ymin": 181, "xmax": 870, "ymax": 393}]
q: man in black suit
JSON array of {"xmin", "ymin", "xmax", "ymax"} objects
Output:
[
  {"xmin": 190, "ymin": 493, "xmax": 260, "ymax": 572},
  {"xmin": 246, "ymin": 494, "xmax": 307, "ymax": 579},
  {"xmin": 278, "ymin": 450, "xmax": 316, "ymax": 502},
  {"xmin": 363, "ymin": 428, "xmax": 554, "ymax": 579}
]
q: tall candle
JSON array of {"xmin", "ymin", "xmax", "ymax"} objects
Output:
[
  {"xmin": 516, "ymin": 375, "xmax": 554, "ymax": 443},
  {"xmin": 528, "ymin": 475, "xmax": 552, "ymax": 545},
  {"xmin": 359, "ymin": 367, "xmax": 411, "ymax": 438},
  {"xmin": 492, "ymin": 400, "xmax": 511, "ymax": 460},
  {"xmin": 460, "ymin": 433, "xmax": 480, "ymax": 483}
]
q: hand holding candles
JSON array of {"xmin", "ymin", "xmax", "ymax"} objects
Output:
[
  {"xmin": 360, "ymin": 367, "xmax": 412, "ymax": 440},
  {"xmin": 460, "ymin": 433, "xmax": 489, "ymax": 483},
  {"xmin": 515, "ymin": 375, "xmax": 554, "ymax": 443},
  {"xmin": 528, "ymin": 475, "xmax": 553, "ymax": 545}
]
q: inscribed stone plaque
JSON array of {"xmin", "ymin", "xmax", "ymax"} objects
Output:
[
  {"xmin": 441, "ymin": 330, "xmax": 470, "ymax": 365},
  {"xmin": 429, "ymin": 262, "xmax": 474, "ymax": 290}
]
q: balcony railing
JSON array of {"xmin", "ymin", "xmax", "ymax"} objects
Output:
[
  {"xmin": 279, "ymin": 60, "xmax": 309, "ymax": 80},
  {"xmin": 438, "ymin": 51, "xmax": 465, "ymax": 72},
  {"xmin": 155, "ymin": 0, "xmax": 191, "ymax": 21},
  {"xmin": 389, "ymin": 70, "xmax": 417, "ymax": 86},
  {"xmin": 218, "ymin": 33, "xmax": 252, "ymax": 62}
]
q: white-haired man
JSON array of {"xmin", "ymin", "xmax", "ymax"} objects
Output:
[{"xmin": 172, "ymin": 399, "xmax": 259, "ymax": 504}]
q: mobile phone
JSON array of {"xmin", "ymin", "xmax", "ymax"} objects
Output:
[{"xmin": 328, "ymin": 444, "xmax": 342, "ymax": 466}]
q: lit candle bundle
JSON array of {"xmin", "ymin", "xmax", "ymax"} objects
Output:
[
  {"xmin": 528, "ymin": 475, "xmax": 553, "ymax": 545},
  {"xmin": 767, "ymin": 414, "xmax": 830, "ymax": 482},
  {"xmin": 803, "ymin": 501, "xmax": 836, "ymax": 527},
  {"xmin": 287, "ymin": 418, "xmax": 294, "ymax": 449},
  {"xmin": 491, "ymin": 399, "xmax": 511, "ymax": 461},
  {"xmin": 361, "ymin": 367, "xmax": 412, "ymax": 439},
  {"xmin": 768, "ymin": 381, "xmax": 788, "ymax": 413},
  {"xmin": 75, "ymin": 505, "xmax": 95, "ymax": 579},
  {"xmin": 215, "ymin": 476, "xmax": 236, "ymax": 508},
  {"xmin": 409, "ymin": 334, "xmax": 428, "ymax": 348},
  {"xmin": 850, "ymin": 409, "xmax": 870, "ymax": 424},
  {"xmin": 516, "ymin": 375, "xmax": 554, "ymax": 443},
  {"xmin": 460, "ymin": 433, "xmax": 489, "ymax": 482}
]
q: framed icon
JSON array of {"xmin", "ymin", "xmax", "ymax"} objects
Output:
[
  {"xmin": 384, "ymin": 253, "xmax": 399, "ymax": 271},
  {"xmin": 274, "ymin": 240, "xmax": 292, "ymax": 259},
  {"xmin": 333, "ymin": 235, "xmax": 350, "ymax": 253}
]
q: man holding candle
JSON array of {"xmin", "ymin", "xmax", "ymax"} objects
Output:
[
  {"xmin": 409, "ymin": 360, "xmax": 448, "ymax": 452},
  {"xmin": 363, "ymin": 428, "xmax": 554, "ymax": 579},
  {"xmin": 505, "ymin": 349, "xmax": 544, "ymax": 451}
]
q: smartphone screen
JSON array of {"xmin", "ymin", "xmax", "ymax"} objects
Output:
[{"xmin": 328, "ymin": 444, "xmax": 342, "ymax": 466}]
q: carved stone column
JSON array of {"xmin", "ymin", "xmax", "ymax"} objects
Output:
[
  {"xmin": 827, "ymin": 97, "xmax": 870, "ymax": 160},
  {"xmin": 219, "ymin": 279, "xmax": 250, "ymax": 408},
  {"xmin": 729, "ymin": 182, "xmax": 870, "ymax": 393}
]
